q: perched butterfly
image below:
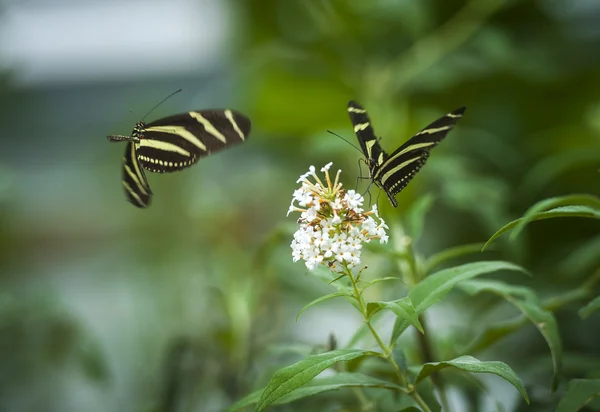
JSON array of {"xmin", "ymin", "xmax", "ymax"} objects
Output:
[
  {"xmin": 347, "ymin": 100, "xmax": 465, "ymax": 207},
  {"xmin": 108, "ymin": 107, "xmax": 251, "ymax": 208}
]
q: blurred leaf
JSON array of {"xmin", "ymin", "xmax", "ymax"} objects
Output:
[
  {"xmin": 414, "ymin": 378, "xmax": 442, "ymax": 412},
  {"xmin": 458, "ymin": 279, "xmax": 562, "ymax": 390},
  {"xmin": 392, "ymin": 347, "xmax": 408, "ymax": 373},
  {"xmin": 254, "ymin": 349, "xmax": 381, "ymax": 412},
  {"xmin": 227, "ymin": 372, "xmax": 403, "ymax": 411},
  {"xmin": 391, "ymin": 261, "xmax": 527, "ymax": 344},
  {"xmin": 556, "ymin": 379, "xmax": 600, "ymax": 412},
  {"xmin": 296, "ymin": 292, "xmax": 350, "ymax": 322},
  {"xmin": 367, "ymin": 298, "xmax": 423, "ymax": 334},
  {"xmin": 345, "ymin": 322, "xmax": 371, "ymax": 349},
  {"xmin": 363, "ymin": 276, "xmax": 403, "ymax": 291},
  {"xmin": 483, "ymin": 206, "xmax": 600, "ymax": 250},
  {"xmin": 398, "ymin": 407, "xmax": 422, "ymax": 412},
  {"xmin": 558, "ymin": 234, "xmax": 600, "ymax": 276},
  {"xmin": 425, "ymin": 242, "xmax": 488, "ymax": 272},
  {"xmin": 458, "ymin": 279, "xmax": 538, "ymax": 303},
  {"xmin": 579, "ymin": 295, "xmax": 600, "ymax": 319},
  {"xmin": 462, "ymin": 316, "xmax": 526, "ymax": 354},
  {"xmin": 415, "ymin": 356, "xmax": 529, "ymax": 403},
  {"xmin": 519, "ymin": 148, "xmax": 600, "ymax": 199},
  {"xmin": 509, "ymin": 194, "xmax": 600, "ymax": 241},
  {"xmin": 404, "ymin": 193, "xmax": 435, "ymax": 241},
  {"xmin": 464, "ymin": 286, "xmax": 591, "ymax": 355}
]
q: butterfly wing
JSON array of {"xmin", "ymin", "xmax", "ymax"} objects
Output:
[
  {"xmin": 373, "ymin": 106, "xmax": 466, "ymax": 207},
  {"xmin": 347, "ymin": 101, "xmax": 388, "ymax": 173},
  {"xmin": 136, "ymin": 109, "xmax": 251, "ymax": 173},
  {"xmin": 122, "ymin": 142, "xmax": 152, "ymax": 208}
]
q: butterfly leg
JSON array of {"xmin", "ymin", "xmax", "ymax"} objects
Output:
[{"xmin": 355, "ymin": 158, "xmax": 365, "ymax": 190}]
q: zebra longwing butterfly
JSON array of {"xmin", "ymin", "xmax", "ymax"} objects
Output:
[
  {"xmin": 108, "ymin": 109, "xmax": 251, "ymax": 208},
  {"xmin": 347, "ymin": 100, "xmax": 465, "ymax": 207}
]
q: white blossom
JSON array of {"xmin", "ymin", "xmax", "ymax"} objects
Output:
[{"xmin": 288, "ymin": 163, "xmax": 388, "ymax": 272}]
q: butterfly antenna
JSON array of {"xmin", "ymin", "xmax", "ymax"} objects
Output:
[
  {"xmin": 141, "ymin": 89, "xmax": 183, "ymax": 121},
  {"xmin": 327, "ymin": 130, "xmax": 364, "ymax": 155}
]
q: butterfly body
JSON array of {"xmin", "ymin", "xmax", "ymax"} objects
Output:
[
  {"xmin": 108, "ymin": 109, "xmax": 251, "ymax": 208},
  {"xmin": 347, "ymin": 100, "xmax": 465, "ymax": 207}
]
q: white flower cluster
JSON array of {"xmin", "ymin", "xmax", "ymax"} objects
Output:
[{"xmin": 288, "ymin": 163, "xmax": 389, "ymax": 271}]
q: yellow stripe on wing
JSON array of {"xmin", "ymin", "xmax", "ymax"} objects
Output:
[
  {"xmin": 353, "ymin": 123, "xmax": 370, "ymax": 133},
  {"xmin": 224, "ymin": 110, "xmax": 245, "ymax": 140},
  {"xmin": 137, "ymin": 139, "xmax": 192, "ymax": 157},
  {"xmin": 378, "ymin": 156, "xmax": 422, "ymax": 183},
  {"xmin": 144, "ymin": 125, "xmax": 207, "ymax": 151},
  {"xmin": 122, "ymin": 181, "xmax": 144, "ymax": 206},
  {"xmin": 189, "ymin": 111, "xmax": 227, "ymax": 143}
]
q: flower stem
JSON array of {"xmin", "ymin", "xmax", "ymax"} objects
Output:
[{"xmin": 346, "ymin": 266, "xmax": 432, "ymax": 412}]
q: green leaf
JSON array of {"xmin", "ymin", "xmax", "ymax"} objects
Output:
[
  {"xmin": 410, "ymin": 262, "xmax": 529, "ymax": 313},
  {"xmin": 404, "ymin": 193, "xmax": 436, "ymax": 241},
  {"xmin": 458, "ymin": 279, "xmax": 562, "ymax": 390},
  {"xmin": 391, "ymin": 261, "xmax": 527, "ymax": 344},
  {"xmin": 426, "ymin": 242, "xmax": 489, "ymax": 272},
  {"xmin": 458, "ymin": 279, "xmax": 538, "ymax": 303},
  {"xmin": 254, "ymin": 349, "xmax": 381, "ymax": 412},
  {"xmin": 509, "ymin": 194, "xmax": 600, "ymax": 241},
  {"xmin": 519, "ymin": 148, "xmax": 600, "ymax": 199},
  {"xmin": 511, "ymin": 300, "xmax": 563, "ymax": 391},
  {"xmin": 363, "ymin": 276, "xmax": 402, "ymax": 291},
  {"xmin": 367, "ymin": 298, "xmax": 424, "ymax": 334},
  {"xmin": 462, "ymin": 316, "xmax": 526, "ymax": 354},
  {"xmin": 398, "ymin": 408, "xmax": 422, "ymax": 412},
  {"xmin": 559, "ymin": 234, "xmax": 600, "ymax": 275},
  {"xmin": 296, "ymin": 292, "xmax": 350, "ymax": 322},
  {"xmin": 483, "ymin": 206, "xmax": 600, "ymax": 250},
  {"xmin": 579, "ymin": 295, "xmax": 600, "ymax": 319},
  {"xmin": 415, "ymin": 356, "xmax": 529, "ymax": 404},
  {"xmin": 226, "ymin": 372, "xmax": 403, "ymax": 411},
  {"xmin": 556, "ymin": 379, "xmax": 600, "ymax": 412}
]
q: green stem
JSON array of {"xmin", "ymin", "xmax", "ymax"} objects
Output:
[
  {"xmin": 346, "ymin": 266, "xmax": 432, "ymax": 412},
  {"xmin": 417, "ymin": 313, "xmax": 451, "ymax": 412}
]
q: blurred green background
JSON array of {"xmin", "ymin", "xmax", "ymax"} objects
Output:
[{"xmin": 0, "ymin": 0, "xmax": 599, "ymax": 411}]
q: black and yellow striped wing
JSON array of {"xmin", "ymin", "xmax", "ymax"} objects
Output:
[
  {"xmin": 135, "ymin": 110, "xmax": 251, "ymax": 173},
  {"xmin": 347, "ymin": 101, "xmax": 388, "ymax": 173},
  {"xmin": 122, "ymin": 142, "xmax": 152, "ymax": 208},
  {"xmin": 347, "ymin": 100, "xmax": 465, "ymax": 207}
]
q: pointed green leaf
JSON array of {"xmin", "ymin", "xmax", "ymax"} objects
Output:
[
  {"xmin": 226, "ymin": 372, "xmax": 403, "ymax": 411},
  {"xmin": 368, "ymin": 298, "xmax": 423, "ymax": 334},
  {"xmin": 416, "ymin": 356, "xmax": 529, "ymax": 403},
  {"xmin": 410, "ymin": 262, "xmax": 529, "ymax": 313},
  {"xmin": 458, "ymin": 279, "xmax": 562, "ymax": 390},
  {"xmin": 483, "ymin": 206, "xmax": 600, "ymax": 250},
  {"xmin": 296, "ymin": 292, "xmax": 350, "ymax": 322},
  {"xmin": 510, "ymin": 194, "xmax": 600, "ymax": 241},
  {"xmin": 255, "ymin": 349, "xmax": 381, "ymax": 412},
  {"xmin": 391, "ymin": 261, "xmax": 527, "ymax": 344},
  {"xmin": 426, "ymin": 243, "xmax": 488, "ymax": 272},
  {"xmin": 556, "ymin": 379, "xmax": 600, "ymax": 412},
  {"xmin": 579, "ymin": 295, "xmax": 600, "ymax": 319},
  {"xmin": 458, "ymin": 279, "xmax": 538, "ymax": 303},
  {"xmin": 363, "ymin": 276, "xmax": 402, "ymax": 291},
  {"xmin": 510, "ymin": 299, "xmax": 562, "ymax": 391}
]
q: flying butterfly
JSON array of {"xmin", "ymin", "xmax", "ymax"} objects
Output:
[
  {"xmin": 347, "ymin": 100, "xmax": 465, "ymax": 207},
  {"xmin": 107, "ymin": 93, "xmax": 251, "ymax": 208}
]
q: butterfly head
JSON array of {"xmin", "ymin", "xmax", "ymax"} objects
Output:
[{"xmin": 131, "ymin": 121, "xmax": 146, "ymax": 142}]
